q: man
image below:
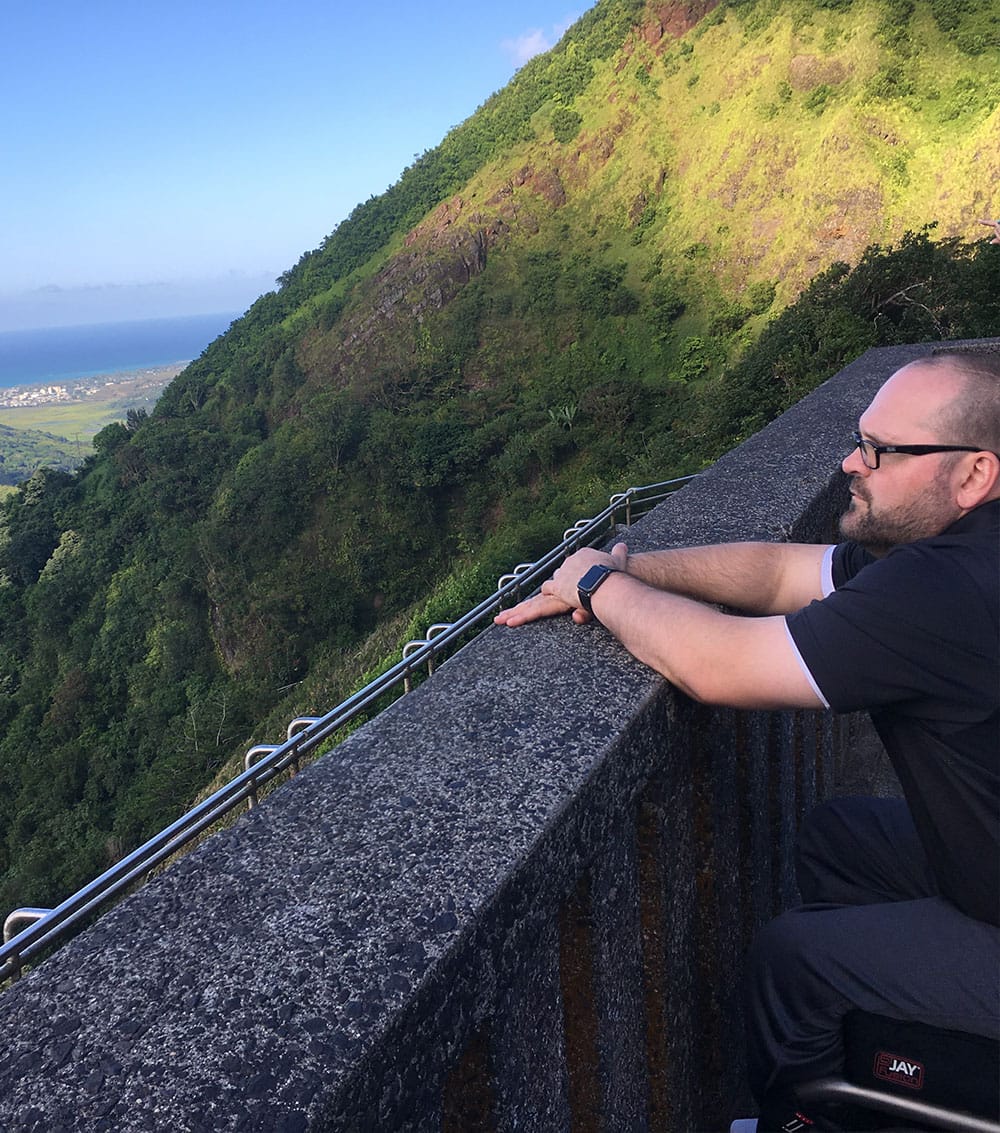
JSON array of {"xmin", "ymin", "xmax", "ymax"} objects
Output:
[{"xmin": 495, "ymin": 351, "xmax": 1000, "ymax": 1129}]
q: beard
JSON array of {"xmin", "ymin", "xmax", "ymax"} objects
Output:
[{"xmin": 839, "ymin": 469, "xmax": 961, "ymax": 556}]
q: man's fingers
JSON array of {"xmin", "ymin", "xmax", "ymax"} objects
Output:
[
  {"xmin": 495, "ymin": 547, "xmax": 619, "ymax": 628},
  {"xmin": 494, "ymin": 593, "xmax": 573, "ymax": 626}
]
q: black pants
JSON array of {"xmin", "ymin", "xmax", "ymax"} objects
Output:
[{"xmin": 746, "ymin": 796, "xmax": 1000, "ymax": 1103}]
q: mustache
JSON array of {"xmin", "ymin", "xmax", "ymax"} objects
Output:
[{"xmin": 849, "ymin": 476, "xmax": 871, "ymax": 504}]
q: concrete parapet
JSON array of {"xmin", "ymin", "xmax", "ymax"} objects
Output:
[{"xmin": 1, "ymin": 341, "xmax": 990, "ymax": 1131}]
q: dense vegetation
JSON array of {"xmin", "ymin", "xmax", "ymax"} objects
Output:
[
  {"xmin": 0, "ymin": 423, "xmax": 83, "ymax": 485},
  {"xmin": 0, "ymin": 0, "xmax": 997, "ymax": 914}
]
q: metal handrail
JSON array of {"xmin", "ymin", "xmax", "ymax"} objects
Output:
[
  {"xmin": 3, "ymin": 909, "xmax": 50, "ymax": 945},
  {"xmin": 0, "ymin": 474, "xmax": 696, "ymax": 984},
  {"xmin": 402, "ymin": 622, "xmax": 453, "ymax": 691}
]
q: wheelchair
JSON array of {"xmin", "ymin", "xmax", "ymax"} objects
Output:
[{"xmin": 732, "ymin": 1011, "xmax": 1000, "ymax": 1132}]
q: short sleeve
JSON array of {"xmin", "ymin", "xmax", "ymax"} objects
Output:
[{"xmin": 786, "ymin": 541, "xmax": 997, "ymax": 726}]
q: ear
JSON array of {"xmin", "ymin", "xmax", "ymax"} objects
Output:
[{"xmin": 955, "ymin": 451, "xmax": 1000, "ymax": 510}]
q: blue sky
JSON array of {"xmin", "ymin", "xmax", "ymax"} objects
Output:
[{"xmin": 0, "ymin": 1, "xmax": 579, "ymax": 330}]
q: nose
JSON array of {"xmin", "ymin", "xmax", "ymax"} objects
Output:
[{"xmin": 842, "ymin": 444, "xmax": 869, "ymax": 477}]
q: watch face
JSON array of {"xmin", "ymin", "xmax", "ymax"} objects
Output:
[
  {"xmin": 577, "ymin": 564, "xmax": 615, "ymax": 614},
  {"xmin": 578, "ymin": 564, "xmax": 611, "ymax": 593}
]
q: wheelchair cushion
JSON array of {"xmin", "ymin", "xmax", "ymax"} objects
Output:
[{"xmin": 843, "ymin": 1011, "xmax": 999, "ymax": 1118}]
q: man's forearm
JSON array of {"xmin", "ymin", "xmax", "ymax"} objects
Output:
[
  {"xmin": 536, "ymin": 553, "xmax": 825, "ymax": 709},
  {"xmin": 493, "ymin": 539, "xmax": 831, "ymax": 630},
  {"xmin": 625, "ymin": 541, "xmax": 829, "ymax": 615}
]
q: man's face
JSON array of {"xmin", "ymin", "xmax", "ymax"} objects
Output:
[{"xmin": 839, "ymin": 362, "xmax": 966, "ymax": 555}]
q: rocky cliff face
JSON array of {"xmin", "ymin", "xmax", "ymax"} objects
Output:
[
  {"xmin": 293, "ymin": 0, "xmax": 999, "ymax": 402},
  {"xmin": 644, "ymin": 0, "xmax": 721, "ymax": 42}
]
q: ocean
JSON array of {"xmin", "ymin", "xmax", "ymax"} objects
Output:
[{"xmin": 0, "ymin": 312, "xmax": 240, "ymax": 389}]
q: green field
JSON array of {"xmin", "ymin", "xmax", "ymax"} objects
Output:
[
  {"xmin": 0, "ymin": 397, "xmax": 142, "ymax": 444},
  {"xmin": 0, "ymin": 368, "xmax": 179, "ymax": 484}
]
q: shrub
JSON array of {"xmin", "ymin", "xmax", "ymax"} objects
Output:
[
  {"xmin": 804, "ymin": 83, "xmax": 833, "ymax": 114},
  {"xmin": 744, "ymin": 280, "xmax": 777, "ymax": 314},
  {"xmin": 552, "ymin": 106, "xmax": 583, "ymax": 143}
]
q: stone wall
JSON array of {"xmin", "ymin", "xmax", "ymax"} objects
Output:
[{"xmin": 3, "ymin": 342, "xmax": 985, "ymax": 1132}]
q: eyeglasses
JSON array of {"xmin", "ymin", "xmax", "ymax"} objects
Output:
[{"xmin": 852, "ymin": 430, "xmax": 986, "ymax": 471}]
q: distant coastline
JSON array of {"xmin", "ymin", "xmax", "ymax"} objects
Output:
[
  {"xmin": 0, "ymin": 362, "xmax": 187, "ymax": 409},
  {"xmin": 0, "ymin": 361, "xmax": 186, "ymax": 488},
  {"xmin": 0, "ymin": 311, "xmax": 237, "ymax": 390}
]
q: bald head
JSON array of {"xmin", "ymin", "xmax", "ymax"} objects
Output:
[
  {"xmin": 910, "ymin": 351, "xmax": 1000, "ymax": 453},
  {"xmin": 860, "ymin": 356, "xmax": 979, "ymax": 451},
  {"xmin": 871, "ymin": 359, "xmax": 966, "ymax": 438}
]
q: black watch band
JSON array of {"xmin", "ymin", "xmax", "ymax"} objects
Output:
[{"xmin": 577, "ymin": 564, "xmax": 618, "ymax": 615}]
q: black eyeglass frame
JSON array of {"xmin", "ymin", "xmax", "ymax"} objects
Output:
[{"xmin": 851, "ymin": 430, "xmax": 987, "ymax": 471}]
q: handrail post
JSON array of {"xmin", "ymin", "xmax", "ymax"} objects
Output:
[
  {"xmin": 2, "ymin": 908, "xmax": 52, "ymax": 982},
  {"xmin": 286, "ymin": 718, "xmax": 321, "ymax": 774},
  {"xmin": 402, "ymin": 623, "xmax": 454, "ymax": 688},
  {"xmin": 496, "ymin": 562, "xmax": 534, "ymax": 602},
  {"xmin": 244, "ymin": 745, "xmax": 280, "ymax": 809},
  {"xmin": 287, "ymin": 717, "xmax": 321, "ymax": 741}
]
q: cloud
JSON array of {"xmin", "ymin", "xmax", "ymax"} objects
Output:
[
  {"xmin": 0, "ymin": 273, "xmax": 277, "ymax": 332},
  {"xmin": 501, "ymin": 16, "xmax": 577, "ymax": 66},
  {"xmin": 501, "ymin": 28, "xmax": 552, "ymax": 66}
]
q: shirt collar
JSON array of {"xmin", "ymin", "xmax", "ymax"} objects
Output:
[{"xmin": 944, "ymin": 496, "xmax": 1000, "ymax": 537}]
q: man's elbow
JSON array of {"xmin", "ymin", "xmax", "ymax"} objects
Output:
[
  {"xmin": 663, "ymin": 665, "xmax": 812, "ymax": 711},
  {"xmin": 662, "ymin": 666, "xmax": 730, "ymax": 706}
]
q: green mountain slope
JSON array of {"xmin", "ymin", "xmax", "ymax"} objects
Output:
[
  {"xmin": 0, "ymin": 423, "xmax": 83, "ymax": 484},
  {"xmin": 0, "ymin": 0, "xmax": 998, "ymax": 912}
]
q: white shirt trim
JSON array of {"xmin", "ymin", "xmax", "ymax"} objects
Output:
[
  {"xmin": 820, "ymin": 544, "xmax": 836, "ymax": 597},
  {"xmin": 783, "ymin": 620, "xmax": 830, "ymax": 709}
]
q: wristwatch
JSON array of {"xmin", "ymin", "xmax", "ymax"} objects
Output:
[{"xmin": 577, "ymin": 564, "xmax": 618, "ymax": 615}]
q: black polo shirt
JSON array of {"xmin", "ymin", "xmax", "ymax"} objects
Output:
[{"xmin": 785, "ymin": 498, "xmax": 1000, "ymax": 926}]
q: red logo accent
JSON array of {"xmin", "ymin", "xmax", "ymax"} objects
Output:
[
  {"xmin": 779, "ymin": 1114, "xmax": 814, "ymax": 1131},
  {"xmin": 873, "ymin": 1051, "xmax": 925, "ymax": 1090}
]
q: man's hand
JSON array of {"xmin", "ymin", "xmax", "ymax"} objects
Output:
[
  {"xmin": 494, "ymin": 543, "xmax": 629, "ymax": 627},
  {"xmin": 978, "ymin": 218, "xmax": 1000, "ymax": 245}
]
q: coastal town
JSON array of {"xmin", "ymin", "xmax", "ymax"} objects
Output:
[{"xmin": 0, "ymin": 362, "xmax": 186, "ymax": 409}]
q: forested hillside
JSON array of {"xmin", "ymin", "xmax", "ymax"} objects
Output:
[
  {"xmin": 0, "ymin": 423, "xmax": 83, "ymax": 485},
  {"xmin": 1, "ymin": 0, "xmax": 998, "ymax": 914}
]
